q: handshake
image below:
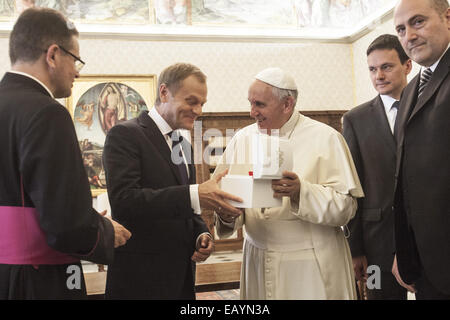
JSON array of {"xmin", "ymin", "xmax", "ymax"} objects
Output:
[
  {"xmin": 198, "ymin": 169, "xmax": 244, "ymax": 223},
  {"xmin": 104, "ymin": 169, "xmax": 244, "ymax": 249}
]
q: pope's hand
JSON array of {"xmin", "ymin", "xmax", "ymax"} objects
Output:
[{"xmin": 272, "ymin": 171, "xmax": 301, "ymax": 204}]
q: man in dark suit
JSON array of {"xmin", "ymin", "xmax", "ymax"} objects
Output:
[
  {"xmin": 103, "ymin": 63, "xmax": 243, "ymax": 299},
  {"xmin": 0, "ymin": 8, "xmax": 131, "ymax": 299},
  {"xmin": 343, "ymin": 35, "xmax": 412, "ymax": 300},
  {"xmin": 391, "ymin": 0, "xmax": 450, "ymax": 299}
]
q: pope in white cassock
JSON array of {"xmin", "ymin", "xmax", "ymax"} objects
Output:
[{"xmin": 214, "ymin": 67, "xmax": 364, "ymax": 300}]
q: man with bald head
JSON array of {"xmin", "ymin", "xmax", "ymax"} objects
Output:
[
  {"xmin": 392, "ymin": 0, "xmax": 450, "ymax": 299},
  {"xmin": 214, "ymin": 68, "xmax": 364, "ymax": 299}
]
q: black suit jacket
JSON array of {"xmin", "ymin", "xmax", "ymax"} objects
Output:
[
  {"xmin": 0, "ymin": 72, "xmax": 114, "ymax": 298},
  {"xmin": 343, "ymin": 96, "xmax": 397, "ymax": 272},
  {"xmin": 393, "ymin": 49, "xmax": 450, "ymax": 294},
  {"xmin": 103, "ymin": 110, "xmax": 209, "ymax": 299}
]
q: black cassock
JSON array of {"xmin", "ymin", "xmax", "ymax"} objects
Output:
[{"xmin": 0, "ymin": 72, "xmax": 114, "ymax": 299}]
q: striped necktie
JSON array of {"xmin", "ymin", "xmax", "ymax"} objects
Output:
[{"xmin": 418, "ymin": 68, "xmax": 433, "ymax": 97}]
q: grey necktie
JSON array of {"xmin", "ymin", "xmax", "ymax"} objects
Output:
[
  {"xmin": 392, "ymin": 101, "xmax": 400, "ymax": 136},
  {"xmin": 418, "ymin": 68, "xmax": 433, "ymax": 97}
]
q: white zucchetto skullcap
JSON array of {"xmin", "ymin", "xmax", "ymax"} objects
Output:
[{"xmin": 255, "ymin": 67, "xmax": 297, "ymax": 90}]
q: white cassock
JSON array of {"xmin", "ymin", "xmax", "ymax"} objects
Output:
[{"xmin": 215, "ymin": 111, "xmax": 364, "ymax": 300}]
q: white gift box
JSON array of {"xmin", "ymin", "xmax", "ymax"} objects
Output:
[
  {"xmin": 252, "ymin": 134, "xmax": 292, "ymax": 179},
  {"xmin": 219, "ymin": 134, "xmax": 292, "ymax": 209},
  {"xmin": 220, "ymin": 174, "xmax": 282, "ymax": 208}
]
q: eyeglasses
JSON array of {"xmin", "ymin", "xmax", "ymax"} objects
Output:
[{"xmin": 58, "ymin": 45, "xmax": 85, "ymax": 72}]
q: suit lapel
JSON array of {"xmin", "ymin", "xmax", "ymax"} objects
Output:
[
  {"xmin": 396, "ymin": 49, "xmax": 450, "ymax": 176},
  {"xmin": 137, "ymin": 111, "xmax": 185, "ymax": 185},
  {"xmin": 396, "ymin": 75, "xmax": 419, "ymax": 147},
  {"xmin": 372, "ymin": 95, "xmax": 396, "ymax": 154},
  {"xmin": 394, "ymin": 75, "xmax": 419, "ymax": 185},
  {"xmin": 1, "ymin": 72, "xmax": 52, "ymax": 97},
  {"xmin": 408, "ymin": 49, "xmax": 450, "ymax": 123}
]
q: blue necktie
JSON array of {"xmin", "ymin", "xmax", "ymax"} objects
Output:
[{"xmin": 169, "ymin": 131, "xmax": 189, "ymax": 185}]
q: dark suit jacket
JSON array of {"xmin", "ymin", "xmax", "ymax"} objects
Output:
[
  {"xmin": 103, "ymin": 110, "xmax": 209, "ymax": 299},
  {"xmin": 343, "ymin": 96, "xmax": 397, "ymax": 272},
  {"xmin": 0, "ymin": 72, "xmax": 114, "ymax": 298},
  {"xmin": 393, "ymin": 49, "xmax": 450, "ymax": 294}
]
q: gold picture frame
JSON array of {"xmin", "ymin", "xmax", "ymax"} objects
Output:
[{"xmin": 65, "ymin": 75, "xmax": 157, "ymax": 197}]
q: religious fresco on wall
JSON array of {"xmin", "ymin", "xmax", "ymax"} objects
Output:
[
  {"xmin": 0, "ymin": 1, "xmax": 14, "ymax": 19},
  {"xmin": 191, "ymin": 0, "xmax": 296, "ymax": 27},
  {"xmin": 37, "ymin": 0, "xmax": 151, "ymax": 24},
  {"xmin": 66, "ymin": 76, "xmax": 156, "ymax": 195},
  {"xmin": 74, "ymin": 82, "xmax": 149, "ymax": 191},
  {"xmin": 1, "ymin": 0, "xmax": 151, "ymax": 23},
  {"xmin": 1, "ymin": 0, "xmax": 396, "ymax": 29},
  {"xmin": 293, "ymin": 0, "xmax": 395, "ymax": 28},
  {"xmin": 154, "ymin": 0, "xmax": 187, "ymax": 25}
]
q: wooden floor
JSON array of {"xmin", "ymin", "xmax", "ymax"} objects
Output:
[
  {"xmin": 196, "ymin": 289, "xmax": 240, "ymax": 300},
  {"xmin": 195, "ymin": 261, "xmax": 241, "ymax": 292},
  {"xmin": 84, "ymin": 260, "xmax": 242, "ymax": 297}
]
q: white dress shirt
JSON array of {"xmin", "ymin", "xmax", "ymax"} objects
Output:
[
  {"xmin": 148, "ymin": 107, "xmax": 201, "ymax": 214},
  {"xmin": 426, "ymin": 44, "xmax": 450, "ymax": 73},
  {"xmin": 380, "ymin": 94, "xmax": 399, "ymax": 134}
]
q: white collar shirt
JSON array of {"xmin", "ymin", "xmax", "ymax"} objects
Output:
[
  {"xmin": 380, "ymin": 94, "xmax": 399, "ymax": 134},
  {"xmin": 147, "ymin": 107, "xmax": 201, "ymax": 215}
]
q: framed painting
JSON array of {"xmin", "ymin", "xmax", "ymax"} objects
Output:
[{"xmin": 65, "ymin": 75, "xmax": 157, "ymax": 197}]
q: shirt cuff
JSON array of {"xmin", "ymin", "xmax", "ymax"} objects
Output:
[
  {"xmin": 190, "ymin": 184, "xmax": 201, "ymax": 215},
  {"xmin": 217, "ymin": 213, "xmax": 236, "ymax": 228},
  {"xmin": 196, "ymin": 232, "xmax": 213, "ymax": 248}
]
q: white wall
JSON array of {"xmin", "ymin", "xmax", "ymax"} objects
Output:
[
  {"xmin": 0, "ymin": 35, "xmax": 354, "ymax": 112},
  {"xmin": 2, "ymin": 17, "xmax": 423, "ymax": 113}
]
